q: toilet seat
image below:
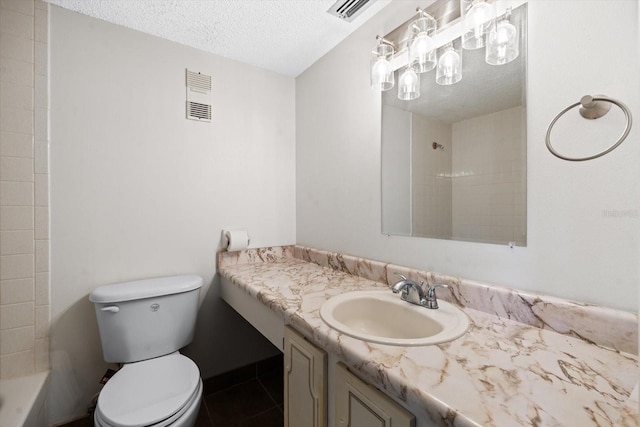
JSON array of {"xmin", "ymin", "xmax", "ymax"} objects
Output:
[
  {"xmin": 94, "ymin": 381, "xmax": 201, "ymax": 427},
  {"xmin": 96, "ymin": 353, "xmax": 201, "ymax": 427}
]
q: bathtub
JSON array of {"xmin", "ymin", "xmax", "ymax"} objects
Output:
[{"xmin": 0, "ymin": 371, "xmax": 50, "ymax": 427}]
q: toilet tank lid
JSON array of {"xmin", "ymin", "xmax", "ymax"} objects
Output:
[{"xmin": 89, "ymin": 275, "xmax": 203, "ymax": 303}]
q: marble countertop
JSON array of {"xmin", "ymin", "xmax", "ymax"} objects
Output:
[{"xmin": 219, "ymin": 254, "xmax": 638, "ymax": 427}]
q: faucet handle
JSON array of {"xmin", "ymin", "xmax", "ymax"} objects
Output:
[
  {"xmin": 425, "ymin": 283, "xmax": 449, "ymax": 309},
  {"xmin": 427, "ymin": 283, "xmax": 449, "ymax": 296},
  {"xmin": 394, "ymin": 273, "xmax": 408, "ymax": 281}
]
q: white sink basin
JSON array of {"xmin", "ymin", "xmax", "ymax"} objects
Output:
[{"xmin": 320, "ymin": 290, "xmax": 469, "ymax": 346}]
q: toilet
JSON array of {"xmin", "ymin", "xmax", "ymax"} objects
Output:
[{"xmin": 89, "ymin": 275, "xmax": 204, "ymax": 427}]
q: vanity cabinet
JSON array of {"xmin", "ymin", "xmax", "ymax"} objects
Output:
[
  {"xmin": 335, "ymin": 363, "xmax": 415, "ymax": 427},
  {"xmin": 283, "ymin": 326, "xmax": 415, "ymax": 427},
  {"xmin": 284, "ymin": 326, "xmax": 327, "ymax": 427}
]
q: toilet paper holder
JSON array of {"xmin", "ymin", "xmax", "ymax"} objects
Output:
[{"xmin": 221, "ymin": 229, "xmax": 251, "ymax": 251}]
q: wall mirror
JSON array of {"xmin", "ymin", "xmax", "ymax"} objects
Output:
[{"xmin": 381, "ymin": 3, "xmax": 527, "ymax": 246}]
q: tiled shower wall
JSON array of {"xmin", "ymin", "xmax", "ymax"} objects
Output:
[
  {"xmin": 411, "ymin": 113, "xmax": 452, "ymax": 238},
  {"xmin": 451, "ymin": 106, "xmax": 526, "ymax": 245},
  {"xmin": 410, "ymin": 106, "xmax": 525, "ymax": 245},
  {"xmin": 0, "ymin": 0, "xmax": 50, "ymax": 378}
]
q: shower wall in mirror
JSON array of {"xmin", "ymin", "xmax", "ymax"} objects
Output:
[{"xmin": 381, "ymin": 4, "xmax": 527, "ymax": 246}]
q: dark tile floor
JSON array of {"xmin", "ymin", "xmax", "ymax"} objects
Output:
[
  {"xmin": 198, "ymin": 355, "xmax": 284, "ymax": 427},
  {"xmin": 58, "ymin": 355, "xmax": 284, "ymax": 427}
]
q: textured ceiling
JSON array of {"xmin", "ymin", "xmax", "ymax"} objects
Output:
[{"xmin": 46, "ymin": 0, "xmax": 391, "ymax": 77}]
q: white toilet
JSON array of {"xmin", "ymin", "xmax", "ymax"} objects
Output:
[{"xmin": 89, "ymin": 275, "xmax": 204, "ymax": 427}]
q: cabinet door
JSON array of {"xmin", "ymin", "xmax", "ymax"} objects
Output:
[
  {"xmin": 284, "ymin": 326, "xmax": 327, "ymax": 427},
  {"xmin": 335, "ymin": 363, "xmax": 415, "ymax": 427}
]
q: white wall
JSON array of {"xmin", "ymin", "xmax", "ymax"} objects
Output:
[
  {"xmin": 296, "ymin": 0, "xmax": 638, "ymax": 311},
  {"xmin": 49, "ymin": 6, "xmax": 295, "ymax": 424}
]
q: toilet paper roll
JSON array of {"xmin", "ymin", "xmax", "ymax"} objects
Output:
[{"xmin": 224, "ymin": 229, "xmax": 250, "ymax": 252}]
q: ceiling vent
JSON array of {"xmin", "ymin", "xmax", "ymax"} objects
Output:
[
  {"xmin": 185, "ymin": 69, "xmax": 212, "ymax": 122},
  {"xmin": 327, "ymin": 0, "xmax": 375, "ymax": 22}
]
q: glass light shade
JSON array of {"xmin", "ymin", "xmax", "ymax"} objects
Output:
[
  {"xmin": 436, "ymin": 45, "xmax": 462, "ymax": 85},
  {"xmin": 371, "ymin": 43, "xmax": 395, "ymax": 91},
  {"xmin": 486, "ymin": 18, "xmax": 519, "ymax": 65},
  {"xmin": 371, "ymin": 57, "xmax": 394, "ymax": 90},
  {"xmin": 409, "ymin": 15, "xmax": 437, "ymax": 73},
  {"xmin": 397, "ymin": 66, "xmax": 420, "ymax": 100},
  {"xmin": 462, "ymin": 0, "xmax": 496, "ymax": 50}
]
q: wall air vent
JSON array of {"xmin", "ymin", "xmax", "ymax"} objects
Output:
[
  {"xmin": 185, "ymin": 69, "xmax": 212, "ymax": 122},
  {"xmin": 327, "ymin": 0, "xmax": 375, "ymax": 22},
  {"xmin": 186, "ymin": 101, "xmax": 211, "ymax": 121}
]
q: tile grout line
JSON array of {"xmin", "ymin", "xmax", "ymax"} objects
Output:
[
  {"xmin": 201, "ymin": 395, "xmax": 216, "ymax": 427},
  {"xmin": 256, "ymin": 375, "xmax": 282, "ymax": 409}
]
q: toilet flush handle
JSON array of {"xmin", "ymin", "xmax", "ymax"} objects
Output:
[{"xmin": 100, "ymin": 306, "xmax": 120, "ymax": 313}]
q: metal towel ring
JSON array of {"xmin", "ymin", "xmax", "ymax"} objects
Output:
[{"xmin": 545, "ymin": 95, "xmax": 632, "ymax": 161}]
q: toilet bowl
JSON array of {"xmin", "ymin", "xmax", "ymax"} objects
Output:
[
  {"xmin": 90, "ymin": 275, "xmax": 204, "ymax": 427},
  {"xmin": 94, "ymin": 353, "xmax": 202, "ymax": 427}
]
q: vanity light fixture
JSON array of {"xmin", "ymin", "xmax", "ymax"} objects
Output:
[
  {"xmin": 461, "ymin": 0, "xmax": 496, "ymax": 50},
  {"xmin": 436, "ymin": 42, "xmax": 462, "ymax": 85},
  {"xmin": 485, "ymin": 7, "xmax": 519, "ymax": 65},
  {"xmin": 409, "ymin": 8, "xmax": 438, "ymax": 73},
  {"xmin": 398, "ymin": 63, "xmax": 420, "ymax": 100},
  {"xmin": 371, "ymin": 0, "xmax": 520, "ymax": 100},
  {"xmin": 371, "ymin": 36, "xmax": 395, "ymax": 91}
]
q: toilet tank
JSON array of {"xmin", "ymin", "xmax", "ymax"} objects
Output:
[{"xmin": 89, "ymin": 275, "xmax": 203, "ymax": 363}]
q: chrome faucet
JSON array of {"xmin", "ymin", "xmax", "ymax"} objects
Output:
[
  {"xmin": 392, "ymin": 274, "xmax": 427, "ymax": 307},
  {"xmin": 392, "ymin": 274, "xmax": 449, "ymax": 309}
]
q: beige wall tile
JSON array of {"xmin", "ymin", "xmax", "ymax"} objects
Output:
[
  {"xmin": 0, "ymin": 8, "xmax": 34, "ymax": 39},
  {"xmin": 34, "ymin": 74, "xmax": 47, "ymax": 108},
  {"xmin": 0, "ymin": 301, "xmax": 34, "ymax": 329},
  {"xmin": 34, "ymin": 140, "xmax": 47, "ymax": 173},
  {"xmin": 34, "ymin": 272, "xmax": 48, "ymax": 305},
  {"xmin": 0, "ymin": 253, "xmax": 34, "ymax": 280},
  {"xmin": 34, "ymin": 173, "xmax": 47, "ymax": 206},
  {"xmin": 1, "ymin": 230, "xmax": 34, "ymax": 255},
  {"xmin": 0, "ymin": 205, "xmax": 34, "ymax": 229},
  {"xmin": 34, "ymin": 337, "xmax": 49, "ymax": 371},
  {"xmin": 0, "ymin": 106, "xmax": 33, "ymax": 134},
  {"xmin": 34, "ymin": 7, "xmax": 47, "ymax": 43},
  {"xmin": 34, "ymin": 239, "xmax": 47, "ymax": 272},
  {"xmin": 0, "ymin": 181, "xmax": 33, "ymax": 205},
  {"xmin": 0, "ymin": 156, "xmax": 34, "ymax": 182},
  {"xmin": 0, "ymin": 81, "xmax": 33, "ymax": 110},
  {"xmin": 34, "ymin": 41, "xmax": 46, "ymax": 76},
  {"xmin": 0, "ymin": 0, "xmax": 34, "ymax": 15},
  {"xmin": 0, "ymin": 0, "xmax": 47, "ymax": 381},
  {"xmin": 0, "ymin": 131, "xmax": 34, "ymax": 158},
  {"xmin": 34, "ymin": 107, "xmax": 47, "ymax": 140},
  {"xmin": 35, "ymin": 206, "xmax": 47, "ymax": 239},
  {"xmin": 0, "ymin": 32, "xmax": 34, "ymax": 63},
  {"xmin": 0, "ymin": 349, "xmax": 35, "ymax": 378},
  {"xmin": 34, "ymin": 304, "xmax": 48, "ymax": 337},
  {"xmin": 0, "ymin": 57, "xmax": 34, "ymax": 85},
  {"xmin": 0, "ymin": 278, "xmax": 34, "ymax": 304},
  {"xmin": 0, "ymin": 325, "xmax": 34, "ymax": 353}
]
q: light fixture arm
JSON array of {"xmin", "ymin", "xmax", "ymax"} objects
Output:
[
  {"xmin": 501, "ymin": 7, "xmax": 512, "ymax": 21},
  {"xmin": 376, "ymin": 35, "xmax": 395, "ymax": 48}
]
